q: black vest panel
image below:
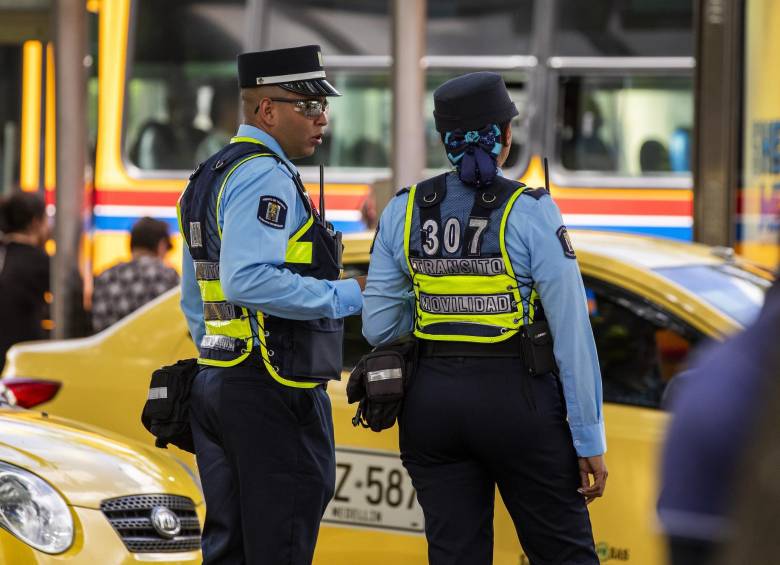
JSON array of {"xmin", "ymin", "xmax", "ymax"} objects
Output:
[{"xmin": 179, "ymin": 141, "xmax": 345, "ymax": 383}]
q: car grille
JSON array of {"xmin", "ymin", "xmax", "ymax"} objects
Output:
[{"xmin": 100, "ymin": 494, "xmax": 201, "ymax": 553}]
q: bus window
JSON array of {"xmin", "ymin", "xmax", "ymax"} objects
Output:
[
  {"xmin": 556, "ymin": 75, "xmax": 692, "ymax": 176},
  {"xmin": 297, "ymin": 69, "xmax": 530, "ymax": 173},
  {"xmin": 427, "ymin": 0, "xmax": 534, "ymax": 55},
  {"xmin": 125, "ymin": 0, "xmax": 244, "ymax": 171},
  {"xmin": 554, "ymin": 0, "xmax": 693, "ymax": 56},
  {"xmin": 297, "ymin": 70, "xmax": 391, "ymax": 169},
  {"xmin": 125, "ymin": 0, "xmax": 532, "ymax": 174},
  {"xmin": 0, "ymin": 45, "xmax": 23, "ymax": 193}
]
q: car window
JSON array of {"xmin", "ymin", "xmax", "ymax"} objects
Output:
[
  {"xmin": 654, "ymin": 263, "xmax": 771, "ymax": 327},
  {"xmin": 584, "ymin": 277, "xmax": 704, "ymax": 409}
]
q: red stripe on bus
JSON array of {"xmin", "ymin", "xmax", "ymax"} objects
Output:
[
  {"xmin": 556, "ymin": 199, "xmax": 692, "ymax": 216},
  {"xmin": 90, "ymin": 189, "xmax": 690, "ymax": 216},
  {"xmin": 94, "ymin": 191, "xmax": 367, "ymax": 209}
]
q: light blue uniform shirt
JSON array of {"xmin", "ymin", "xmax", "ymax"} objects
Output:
[
  {"xmin": 180, "ymin": 124, "xmax": 363, "ymax": 348},
  {"xmin": 362, "ymin": 171, "xmax": 606, "ymax": 457}
]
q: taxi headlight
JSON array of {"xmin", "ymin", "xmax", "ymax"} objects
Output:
[{"xmin": 0, "ymin": 462, "xmax": 73, "ymax": 554}]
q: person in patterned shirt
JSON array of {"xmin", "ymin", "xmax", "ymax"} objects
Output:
[{"xmin": 91, "ymin": 217, "xmax": 179, "ymax": 332}]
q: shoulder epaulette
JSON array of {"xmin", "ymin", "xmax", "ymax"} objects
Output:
[
  {"xmin": 522, "ymin": 187, "xmax": 550, "ymax": 200},
  {"xmin": 395, "ymin": 187, "xmax": 411, "ymax": 197}
]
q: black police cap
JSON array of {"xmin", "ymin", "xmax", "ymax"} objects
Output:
[
  {"xmin": 433, "ymin": 71, "xmax": 518, "ymax": 132},
  {"xmin": 237, "ymin": 45, "xmax": 341, "ymax": 97}
]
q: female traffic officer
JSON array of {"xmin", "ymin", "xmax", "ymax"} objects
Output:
[{"xmin": 362, "ymin": 72, "xmax": 607, "ymax": 565}]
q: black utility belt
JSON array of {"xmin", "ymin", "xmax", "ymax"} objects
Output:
[
  {"xmin": 419, "ymin": 322, "xmax": 559, "ymax": 376},
  {"xmin": 419, "ymin": 334, "xmax": 523, "ymax": 358}
]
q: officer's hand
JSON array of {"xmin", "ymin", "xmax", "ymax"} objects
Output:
[
  {"xmin": 577, "ymin": 455, "xmax": 608, "ymax": 504},
  {"xmin": 354, "ymin": 275, "xmax": 367, "ymax": 291}
]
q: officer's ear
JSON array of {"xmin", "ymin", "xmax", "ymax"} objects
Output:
[
  {"xmin": 501, "ymin": 122, "xmax": 512, "ymax": 147},
  {"xmin": 496, "ymin": 122, "xmax": 513, "ymax": 168},
  {"xmin": 256, "ymin": 97, "xmax": 278, "ymax": 127},
  {"xmin": 241, "ymin": 87, "xmax": 276, "ymax": 127}
]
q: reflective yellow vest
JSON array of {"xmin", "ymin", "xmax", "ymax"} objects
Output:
[
  {"xmin": 403, "ymin": 173, "xmax": 540, "ymax": 343},
  {"xmin": 178, "ymin": 139, "xmax": 343, "ymax": 388}
]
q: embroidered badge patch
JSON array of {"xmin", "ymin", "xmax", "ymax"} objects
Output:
[
  {"xmin": 556, "ymin": 225, "xmax": 576, "ymax": 259},
  {"xmin": 258, "ymin": 196, "xmax": 288, "ymax": 229}
]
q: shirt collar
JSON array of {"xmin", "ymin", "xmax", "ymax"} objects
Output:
[{"xmin": 233, "ymin": 124, "xmax": 293, "ymax": 168}]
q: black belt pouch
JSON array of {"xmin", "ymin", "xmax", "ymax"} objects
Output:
[
  {"xmin": 347, "ymin": 338, "xmax": 417, "ymax": 432},
  {"xmin": 521, "ymin": 321, "xmax": 559, "ymax": 376},
  {"xmin": 141, "ymin": 358, "xmax": 199, "ymax": 453}
]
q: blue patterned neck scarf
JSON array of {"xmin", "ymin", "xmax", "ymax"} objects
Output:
[{"xmin": 444, "ymin": 124, "xmax": 502, "ymax": 187}]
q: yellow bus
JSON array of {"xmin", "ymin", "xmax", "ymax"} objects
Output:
[
  {"xmin": 15, "ymin": 0, "xmax": 699, "ymax": 274},
  {"xmin": 741, "ymin": 0, "xmax": 780, "ymax": 268}
]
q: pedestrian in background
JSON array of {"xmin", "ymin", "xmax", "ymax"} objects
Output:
[
  {"xmin": 362, "ymin": 71, "xmax": 607, "ymax": 565},
  {"xmin": 91, "ymin": 216, "xmax": 179, "ymax": 332},
  {"xmin": 178, "ymin": 45, "xmax": 362, "ymax": 564},
  {"xmin": 0, "ymin": 192, "xmax": 50, "ymax": 372},
  {"xmin": 658, "ymin": 276, "xmax": 780, "ymax": 565}
]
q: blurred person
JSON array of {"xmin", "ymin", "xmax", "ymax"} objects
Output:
[
  {"xmin": 91, "ymin": 217, "xmax": 179, "ymax": 332},
  {"xmin": 717, "ymin": 320, "xmax": 780, "ymax": 564},
  {"xmin": 194, "ymin": 84, "xmax": 238, "ymax": 164},
  {"xmin": 0, "ymin": 192, "xmax": 50, "ymax": 372},
  {"xmin": 360, "ymin": 188, "xmax": 378, "ymax": 229},
  {"xmin": 362, "ymin": 72, "xmax": 606, "ymax": 564},
  {"xmin": 130, "ymin": 93, "xmax": 206, "ymax": 170},
  {"xmin": 593, "ymin": 300, "xmax": 663, "ymax": 407},
  {"xmin": 657, "ymin": 276, "xmax": 780, "ymax": 565},
  {"xmin": 561, "ymin": 97, "xmax": 616, "ymax": 171}
]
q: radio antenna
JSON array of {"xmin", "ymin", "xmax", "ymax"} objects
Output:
[
  {"xmin": 543, "ymin": 157, "xmax": 550, "ymax": 191},
  {"xmin": 319, "ymin": 164, "xmax": 326, "ymax": 225}
]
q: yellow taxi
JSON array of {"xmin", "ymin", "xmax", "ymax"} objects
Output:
[
  {"xmin": 0, "ymin": 385, "xmax": 204, "ymax": 564},
  {"xmin": 2, "ymin": 231, "xmax": 773, "ymax": 564}
]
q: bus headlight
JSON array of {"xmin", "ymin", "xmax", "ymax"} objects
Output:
[{"xmin": 0, "ymin": 462, "xmax": 73, "ymax": 553}]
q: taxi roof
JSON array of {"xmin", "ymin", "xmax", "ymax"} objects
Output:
[{"xmin": 568, "ymin": 230, "xmax": 726, "ymax": 270}]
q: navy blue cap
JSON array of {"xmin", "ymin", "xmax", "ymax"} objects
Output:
[
  {"xmin": 237, "ymin": 45, "xmax": 340, "ymax": 96},
  {"xmin": 433, "ymin": 71, "xmax": 518, "ymax": 132}
]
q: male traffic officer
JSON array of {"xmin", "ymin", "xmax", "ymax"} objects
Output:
[
  {"xmin": 362, "ymin": 72, "xmax": 608, "ymax": 564},
  {"xmin": 178, "ymin": 45, "xmax": 363, "ymax": 564}
]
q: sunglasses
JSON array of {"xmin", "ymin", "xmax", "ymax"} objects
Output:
[{"xmin": 268, "ymin": 97, "xmax": 329, "ymax": 119}]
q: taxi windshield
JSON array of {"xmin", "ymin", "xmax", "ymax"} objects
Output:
[{"xmin": 654, "ymin": 264, "xmax": 772, "ymax": 326}]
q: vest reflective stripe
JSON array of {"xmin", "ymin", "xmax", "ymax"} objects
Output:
[
  {"xmin": 418, "ymin": 292, "xmax": 515, "ymax": 314},
  {"xmin": 499, "ymin": 189, "xmax": 540, "ymax": 325},
  {"xmin": 198, "ymin": 279, "xmax": 226, "ymax": 302},
  {"xmin": 285, "ymin": 214, "xmax": 314, "ymax": 264},
  {"xmin": 224, "ymin": 136, "xmax": 314, "ymax": 266},
  {"xmin": 409, "ymin": 257, "xmax": 507, "ymax": 276},
  {"xmin": 403, "ymin": 182, "xmax": 535, "ymax": 343},
  {"xmin": 203, "ymin": 302, "xmax": 240, "ymax": 322},
  {"xmin": 194, "ymin": 261, "xmax": 220, "ymax": 280},
  {"xmin": 253, "ymin": 313, "xmax": 319, "ymax": 388},
  {"xmin": 215, "ymin": 153, "xmax": 272, "ymax": 239}
]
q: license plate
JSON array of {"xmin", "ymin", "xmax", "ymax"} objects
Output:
[{"xmin": 323, "ymin": 447, "xmax": 425, "ymax": 534}]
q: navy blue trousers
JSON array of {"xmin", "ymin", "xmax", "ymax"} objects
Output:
[
  {"xmin": 189, "ymin": 354, "xmax": 335, "ymax": 565},
  {"xmin": 399, "ymin": 356, "xmax": 597, "ymax": 565}
]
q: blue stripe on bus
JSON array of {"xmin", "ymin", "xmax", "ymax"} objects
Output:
[
  {"xmin": 93, "ymin": 215, "xmax": 368, "ymax": 234},
  {"xmin": 571, "ymin": 225, "xmax": 693, "ymax": 240}
]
